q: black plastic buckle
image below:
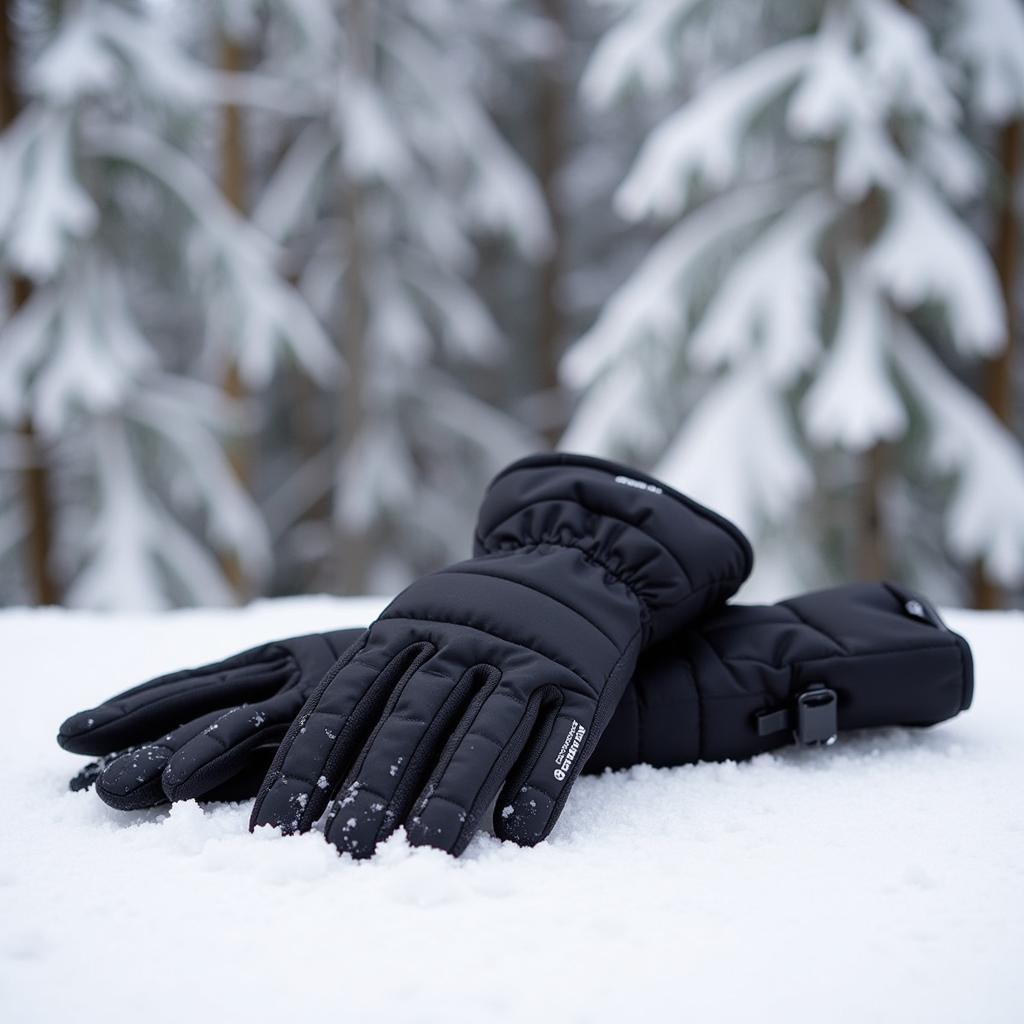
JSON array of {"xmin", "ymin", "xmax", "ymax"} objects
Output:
[
  {"xmin": 755, "ymin": 685, "xmax": 838, "ymax": 747},
  {"xmin": 794, "ymin": 686, "xmax": 838, "ymax": 746}
]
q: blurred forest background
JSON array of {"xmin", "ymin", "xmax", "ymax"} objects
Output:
[{"xmin": 1, "ymin": 0, "xmax": 1022, "ymax": 611}]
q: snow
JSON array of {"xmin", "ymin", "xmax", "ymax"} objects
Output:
[
  {"xmin": 951, "ymin": 0, "xmax": 1024, "ymax": 120},
  {"xmin": 656, "ymin": 364, "xmax": 812, "ymax": 536},
  {"xmin": 866, "ymin": 174, "xmax": 1005, "ymax": 357},
  {"xmin": 614, "ymin": 40, "xmax": 811, "ymax": 220},
  {"xmin": 3, "ymin": 596, "xmax": 1021, "ymax": 1022},
  {"xmin": 802, "ymin": 262, "xmax": 907, "ymax": 451}
]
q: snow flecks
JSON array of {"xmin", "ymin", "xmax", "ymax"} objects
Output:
[
  {"xmin": 316, "ymin": 776, "xmax": 328, "ymax": 790},
  {"xmin": 337, "ymin": 784, "xmax": 360, "ymax": 810}
]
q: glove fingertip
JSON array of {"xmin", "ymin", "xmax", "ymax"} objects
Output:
[
  {"xmin": 56, "ymin": 709, "xmax": 111, "ymax": 754},
  {"xmin": 249, "ymin": 776, "xmax": 310, "ymax": 835},
  {"xmin": 491, "ymin": 784, "xmax": 555, "ymax": 847},
  {"xmin": 405, "ymin": 800, "xmax": 472, "ymax": 856},
  {"xmin": 93, "ymin": 745, "xmax": 172, "ymax": 811}
]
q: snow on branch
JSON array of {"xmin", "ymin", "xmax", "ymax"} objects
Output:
[
  {"xmin": 29, "ymin": 2, "xmax": 312, "ymax": 114},
  {"xmin": 69, "ymin": 417, "xmax": 236, "ymax": 610},
  {"xmin": 93, "ymin": 125, "xmax": 339, "ymax": 387},
  {"xmin": 562, "ymin": 186, "xmax": 785, "ymax": 390},
  {"xmin": 0, "ymin": 262, "xmax": 154, "ymax": 434},
  {"xmin": 859, "ymin": 0, "xmax": 959, "ymax": 129},
  {"xmin": 689, "ymin": 193, "xmax": 836, "ymax": 385},
  {"xmin": 785, "ymin": 8, "xmax": 903, "ymax": 201},
  {"xmin": 950, "ymin": 0, "xmax": 1024, "ymax": 121},
  {"xmin": 338, "ymin": 74, "xmax": 412, "ymax": 187},
  {"xmin": 581, "ymin": 0, "xmax": 706, "ymax": 107},
  {"xmin": 867, "ymin": 174, "xmax": 1004, "ymax": 357},
  {"xmin": 0, "ymin": 108, "xmax": 97, "ymax": 280},
  {"xmin": 559, "ymin": 353, "xmax": 668, "ymax": 461},
  {"xmin": 128, "ymin": 384, "xmax": 271, "ymax": 583},
  {"xmin": 802, "ymin": 261, "xmax": 907, "ymax": 451},
  {"xmin": 616, "ymin": 39, "xmax": 812, "ymax": 221},
  {"xmin": 894, "ymin": 328, "xmax": 1024, "ymax": 585},
  {"xmin": 386, "ymin": 25, "xmax": 552, "ymax": 259},
  {"xmin": 251, "ymin": 124, "xmax": 337, "ymax": 244},
  {"xmin": 655, "ymin": 361, "xmax": 812, "ymax": 535}
]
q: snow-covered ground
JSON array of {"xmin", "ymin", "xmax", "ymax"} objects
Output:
[{"xmin": 1, "ymin": 597, "xmax": 1021, "ymax": 1023}]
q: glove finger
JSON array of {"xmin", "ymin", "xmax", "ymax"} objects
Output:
[
  {"xmin": 162, "ymin": 689, "xmax": 307, "ymax": 802},
  {"xmin": 491, "ymin": 693, "xmax": 596, "ymax": 847},
  {"xmin": 403, "ymin": 685, "xmax": 551, "ymax": 856},
  {"xmin": 322, "ymin": 658, "xmax": 492, "ymax": 859},
  {"xmin": 92, "ymin": 708, "xmax": 234, "ymax": 810},
  {"xmin": 199, "ymin": 745, "xmax": 278, "ymax": 803},
  {"xmin": 58, "ymin": 648, "xmax": 292, "ymax": 755},
  {"xmin": 250, "ymin": 636, "xmax": 433, "ymax": 835},
  {"xmin": 69, "ymin": 748, "xmax": 136, "ymax": 793}
]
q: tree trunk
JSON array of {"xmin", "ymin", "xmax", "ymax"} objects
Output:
[
  {"xmin": 335, "ymin": 0, "xmax": 372, "ymax": 595},
  {"xmin": 975, "ymin": 118, "xmax": 1022, "ymax": 609},
  {"xmin": 219, "ymin": 32, "xmax": 250, "ymax": 598},
  {"xmin": 856, "ymin": 186, "xmax": 889, "ymax": 582},
  {"xmin": 536, "ymin": 0, "xmax": 567, "ymax": 447},
  {"xmin": 858, "ymin": 442, "xmax": 887, "ymax": 581},
  {"xmin": 2, "ymin": 0, "xmax": 60, "ymax": 604}
]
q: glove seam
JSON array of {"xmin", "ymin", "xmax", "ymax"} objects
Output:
[
  {"xmin": 438, "ymin": 566, "xmax": 626, "ymax": 655},
  {"xmin": 479, "ymin": 528, "xmax": 745, "ymax": 630},
  {"xmin": 377, "ymin": 613, "xmax": 603, "ymax": 701},
  {"xmin": 476, "ymin": 535, "xmax": 652, "ymax": 638},
  {"xmin": 721, "ymin": 640, "xmax": 966, "ymax": 675},
  {"xmin": 64, "ymin": 687, "xmax": 253, "ymax": 745},
  {"xmin": 414, "ymin": 683, "xmax": 539, "ymax": 851},
  {"xmin": 778, "ymin": 603, "xmax": 849, "ymax": 656}
]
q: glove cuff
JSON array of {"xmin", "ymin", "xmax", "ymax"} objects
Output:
[{"xmin": 474, "ymin": 453, "xmax": 753, "ymax": 644}]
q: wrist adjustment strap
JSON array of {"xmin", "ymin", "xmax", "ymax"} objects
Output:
[{"xmin": 756, "ymin": 685, "xmax": 838, "ymax": 747}]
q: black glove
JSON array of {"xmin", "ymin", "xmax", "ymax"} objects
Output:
[
  {"xmin": 58, "ymin": 630, "xmax": 358, "ymax": 810},
  {"xmin": 587, "ymin": 582, "xmax": 973, "ymax": 772},
  {"xmin": 58, "ymin": 582, "xmax": 971, "ymax": 813},
  {"xmin": 249, "ymin": 453, "xmax": 751, "ymax": 856}
]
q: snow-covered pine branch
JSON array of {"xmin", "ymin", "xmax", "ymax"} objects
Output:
[
  {"xmin": 562, "ymin": 0, "xmax": 1023, "ymax": 598},
  {"xmin": 0, "ymin": 0, "xmax": 326, "ymax": 607}
]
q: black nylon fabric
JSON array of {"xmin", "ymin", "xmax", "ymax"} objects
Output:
[
  {"xmin": 58, "ymin": 584, "xmax": 971, "ymax": 822},
  {"xmin": 248, "ymin": 453, "xmax": 752, "ymax": 857},
  {"xmin": 587, "ymin": 582, "xmax": 973, "ymax": 772},
  {"xmin": 58, "ymin": 630, "xmax": 356, "ymax": 810}
]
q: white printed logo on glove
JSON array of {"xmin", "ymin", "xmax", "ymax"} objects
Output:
[{"xmin": 554, "ymin": 720, "xmax": 586, "ymax": 781}]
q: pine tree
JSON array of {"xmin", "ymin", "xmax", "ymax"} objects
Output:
[
  {"xmin": 0, "ymin": 0, "xmax": 332, "ymax": 607},
  {"xmin": 947, "ymin": 0, "xmax": 1024, "ymax": 605},
  {"xmin": 563, "ymin": 0, "xmax": 1024, "ymax": 601},
  {"xmin": 247, "ymin": 0, "xmax": 551, "ymax": 593}
]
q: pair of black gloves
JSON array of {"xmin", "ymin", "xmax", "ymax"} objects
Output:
[{"xmin": 58, "ymin": 454, "xmax": 973, "ymax": 858}]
